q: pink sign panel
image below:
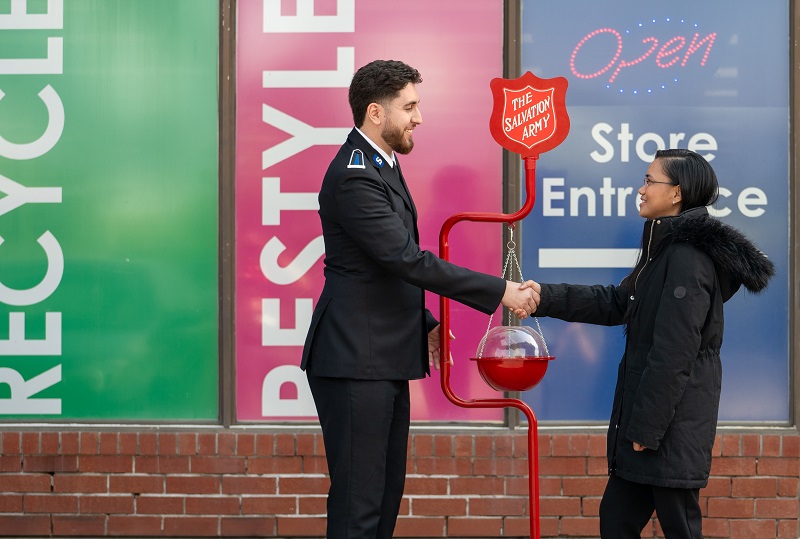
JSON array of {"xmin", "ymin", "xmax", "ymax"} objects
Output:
[{"xmin": 236, "ymin": 0, "xmax": 505, "ymax": 421}]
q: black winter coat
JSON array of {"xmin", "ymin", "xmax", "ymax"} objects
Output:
[{"xmin": 537, "ymin": 207, "xmax": 774, "ymax": 488}]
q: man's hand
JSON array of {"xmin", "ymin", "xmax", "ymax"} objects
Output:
[
  {"xmin": 428, "ymin": 325, "xmax": 455, "ymax": 370},
  {"xmin": 501, "ymin": 280, "xmax": 541, "ymax": 320}
]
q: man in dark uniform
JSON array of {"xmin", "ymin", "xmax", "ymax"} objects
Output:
[{"xmin": 301, "ymin": 59, "xmax": 539, "ymax": 539}]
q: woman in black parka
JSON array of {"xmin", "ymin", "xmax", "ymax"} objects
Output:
[{"xmin": 528, "ymin": 149, "xmax": 774, "ymax": 539}]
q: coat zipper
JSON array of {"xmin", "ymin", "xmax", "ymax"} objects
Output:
[
  {"xmin": 630, "ymin": 220, "xmax": 657, "ymax": 300},
  {"xmin": 612, "ymin": 220, "xmax": 657, "ymax": 474}
]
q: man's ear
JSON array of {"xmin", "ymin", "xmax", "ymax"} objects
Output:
[{"xmin": 366, "ymin": 102, "xmax": 383, "ymax": 126}]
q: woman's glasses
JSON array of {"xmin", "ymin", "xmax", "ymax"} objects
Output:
[{"xmin": 643, "ymin": 177, "xmax": 677, "ymax": 187}]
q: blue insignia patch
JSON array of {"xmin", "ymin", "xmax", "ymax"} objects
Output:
[
  {"xmin": 372, "ymin": 154, "xmax": 384, "ymax": 168},
  {"xmin": 348, "ymin": 149, "xmax": 366, "ymax": 169}
]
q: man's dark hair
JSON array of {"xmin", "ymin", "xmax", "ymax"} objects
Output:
[
  {"xmin": 349, "ymin": 60, "xmax": 422, "ymax": 127},
  {"xmin": 655, "ymin": 148, "xmax": 720, "ymax": 209}
]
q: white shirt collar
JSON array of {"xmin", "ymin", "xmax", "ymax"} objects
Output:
[{"xmin": 355, "ymin": 127, "xmax": 395, "ymax": 168}]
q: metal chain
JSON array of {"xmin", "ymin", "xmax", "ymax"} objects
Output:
[{"xmin": 477, "ymin": 225, "xmax": 549, "ymax": 358}]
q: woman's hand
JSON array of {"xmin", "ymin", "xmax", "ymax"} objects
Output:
[{"xmin": 521, "ymin": 280, "xmax": 541, "ymax": 295}]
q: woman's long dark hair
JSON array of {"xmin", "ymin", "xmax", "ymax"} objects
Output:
[
  {"xmin": 620, "ymin": 149, "xmax": 720, "ymax": 320},
  {"xmin": 655, "ymin": 148, "xmax": 720, "ymax": 209}
]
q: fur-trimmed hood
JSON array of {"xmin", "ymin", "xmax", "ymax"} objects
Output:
[{"xmin": 646, "ymin": 207, "xmax": 775, "ymax": 300}]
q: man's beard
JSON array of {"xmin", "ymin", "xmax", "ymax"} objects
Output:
[{"xmin": 381, "ymin": 122, "xmax": 414, "ymax": 155}]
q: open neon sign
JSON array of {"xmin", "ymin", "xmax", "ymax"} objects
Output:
[{"xmin": 569, "ymin": 18, "xmax": 716, "ymax": 94}]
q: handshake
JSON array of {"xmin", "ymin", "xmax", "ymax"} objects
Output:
[{"xmin": 501, "ymin": 280, "xmax": 541, "ymax": 320}]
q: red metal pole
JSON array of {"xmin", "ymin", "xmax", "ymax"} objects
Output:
[{"xmin": 439, "ymin": 155, "xmax": 541, "ymax": 539}]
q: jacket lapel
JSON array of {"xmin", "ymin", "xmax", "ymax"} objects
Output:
[
  {"xmin": 377, "ymin": 160, "xmax": 415, "ymax": 215},
  {"xmin": 349, "ymin": 129, "xmax": 415, "ymax": 215},
  {"xmin": 394, "ymin": 161, "xmax": 418, "ymax": 218}
]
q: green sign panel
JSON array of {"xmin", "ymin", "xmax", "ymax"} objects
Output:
[{"xmin": 0, "ymin": 0, "xmax": 219, "ymax": 420}]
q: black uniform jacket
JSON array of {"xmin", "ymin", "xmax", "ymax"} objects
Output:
[
  {"xmin": 301, "ymin": 128, "xmax": 506, "ymax": 381},
  {"xmin": 536, "ymin": 207, "xmax": 774, "ymax": 488}
]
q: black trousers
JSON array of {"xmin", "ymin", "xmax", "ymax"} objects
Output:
[
  {"xmin": 307, "ymin": 375, "xmax": 410, "ymax": 539},
  {"xmin": 599, "ymin": 473, "xmax": 703, "ymax": 539}
]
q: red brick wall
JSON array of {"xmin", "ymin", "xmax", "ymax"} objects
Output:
[{"xmin": 0, "ymin": 429, "xmax": 797, "ymax": 538}]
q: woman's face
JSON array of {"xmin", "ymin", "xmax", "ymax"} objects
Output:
[{"xmin": 638, "ymin": 158, "xmax": 682, "ymax": 219}]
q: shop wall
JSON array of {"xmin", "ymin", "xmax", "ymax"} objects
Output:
[
  {"xmin": 0, "ymin": 1, "xmax": 797, "ymax": 538},
  {"xmin": 0, "ymin": 429, "xmax": 796, "ymax": 538}
]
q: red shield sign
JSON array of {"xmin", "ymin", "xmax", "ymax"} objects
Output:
[{"xmin": 489, "ymin": 71, "xmax": 570, "ymax": 158}]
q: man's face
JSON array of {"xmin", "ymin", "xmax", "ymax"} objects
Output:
[{"xmin": 380, "ymin": 83, "xmax": 422, "ymax": 155}]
